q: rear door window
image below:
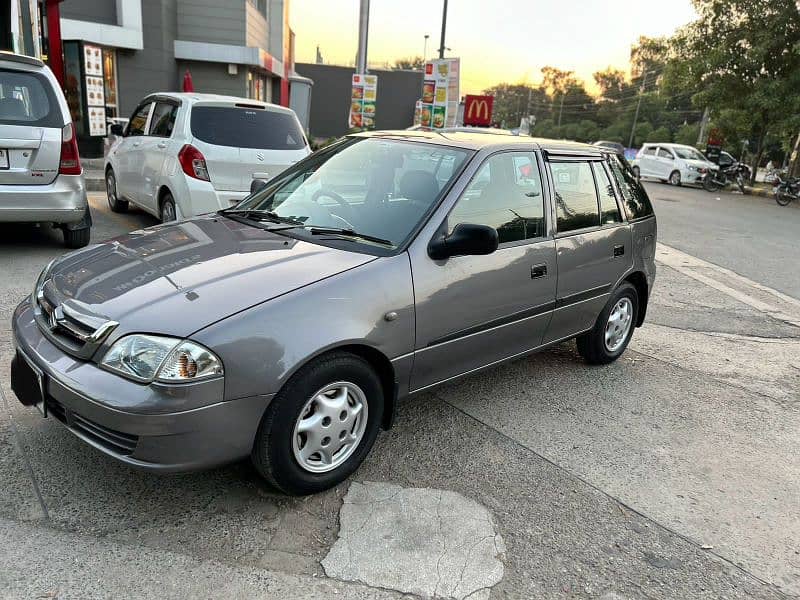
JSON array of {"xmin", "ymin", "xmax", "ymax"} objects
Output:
[
  {"xmin": 126, "ymin": 102, "xmax": 152, "ymax": 136},
  {"xmin": 149, "ymin": 102, "xmax": 178, "ymax": 137},
  {"xmin": 190, "ymin": 106, "xmax": 306, "ymax": 150},
  {"xmin": 592, "ymin": 162, "xmax": 623, "ymax": 224},
  {"xmin": 0, "ymin": 69, "xmax": 61, "ymax": 127},
  {"xmin": 550, "ymin": 161, "xmax": 600, "ymax": 233},
  {"xmin": 608, "ymin": 155, "xmax": 654, "ymax": 220}
]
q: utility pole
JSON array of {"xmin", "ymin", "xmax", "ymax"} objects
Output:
[
  {"xmin": 438, "ymin": 0, "xmax": 448, "ymax": 59},
  {"xmin": 790, "ymin": 131, "xmax": 800, "ymax": 178},
  {"xmin": 356, "ymin": 0, "xmax": 370, "ymax": 74},
  {"xmin": 696, "ymin": 107, "xmax": 710, "ymax": 147},
  {"xmin": 423, "ymin": 34, "xmax": 429, "ymax": 62},
  {"xmin": 628, "ymin": 71, "xmax": 649, "ymax": 149},
  {"xmin": 557, "ymin": 94, "xmax": 564, "ymax": 128}
]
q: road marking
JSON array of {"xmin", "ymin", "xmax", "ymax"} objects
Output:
[{"xmin": 656, "ymin": 243, "xmax": 800, "ymax": 329}]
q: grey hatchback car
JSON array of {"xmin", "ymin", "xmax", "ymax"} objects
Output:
[{"xmin": 11, "ymin": 131, "xmax": 656, "ymax": 495}]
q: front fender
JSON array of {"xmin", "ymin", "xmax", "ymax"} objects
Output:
[{"xmin": 194, "ymin": 252, "xmax": 415, "ymax": 402}]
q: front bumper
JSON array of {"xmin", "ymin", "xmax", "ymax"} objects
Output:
[
  {"xmin": 0, "ymin": 174, "xmax": 88, "ymax": 223},
  {"xmin": 683, "ymin": 170, "xmax": 706, "ymax": 184},
  {"xmin": 11, "ymin": 299, "xmax": 271, "ymax": 472}
]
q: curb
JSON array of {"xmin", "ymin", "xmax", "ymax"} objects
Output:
[
  {"xmin": 84, "ymin": 171, "xmax": 105, "ymax": 192},
  {"xmin": 743, "ymin": 186, "xmax": 773, "ymax": 198}
]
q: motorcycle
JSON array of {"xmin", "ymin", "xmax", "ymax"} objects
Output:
[
  {"xmin": 702, "ymin": 162, "xmax": 749, "ymax": 193},
  {"xmin": 774, "ymin": 174, "xmax": 800, "ymax": 206}
]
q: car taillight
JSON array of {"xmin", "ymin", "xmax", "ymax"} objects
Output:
[
  {"xmin": 699, "ymin": 167, "xmax": 707, "ymax": 174},
  {"xmin": 178, "ymin": 144, "xmax": 210, "ymax": 181},
  {"xmin": 59, "ymin": 123, "xmax": 81, "ymax": 175}
]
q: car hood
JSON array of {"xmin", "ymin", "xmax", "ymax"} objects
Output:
[
  {"xmin": 43, "ymin": 214, "xmax": 375, "ymax": 337},
  {"xmin": 684, "ymin": 158, "xmax": 715, "ymax": 170}
]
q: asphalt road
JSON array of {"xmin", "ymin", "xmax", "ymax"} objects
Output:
[
  {"xmin": 642, "ymin": 179, "xmax": 800, "ymax": 299},
  {"xmin": 0, "ymin": 191, "xmax": 798, "ymax": 599}
]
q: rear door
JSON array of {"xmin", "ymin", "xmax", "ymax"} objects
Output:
[
  {"xmin": 637, "ymin": 145, "xmax": 658, "ymax": 177},
  {"xmin": 139, "ymin": 100, "xmax": 180, "ymax": 212},
  {"xmin": 189, "ymin": 103, "xmax": 309, "ymax": 192},
  {"xmin": 114, "ymin": 101, "xmax": 153, "ymax": 203},
  {"xmin": 544, "ymin": 156, "xmax": 633, "ymax": 343},
  {"xmin": 0, "ymin": 66, "xmax": 64, "ymax": 185}
]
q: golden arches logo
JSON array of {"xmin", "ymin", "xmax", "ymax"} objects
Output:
[{"xmin": 467, "ymin": 99, "xmax": 491, "ymax": 121}]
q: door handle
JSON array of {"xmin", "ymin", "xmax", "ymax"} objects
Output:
[
  {"xmin": 132, "ymin": 141, "xmax": 141, "ymax": 147},
  {"xmin": 614, "ymin": 244, "xmax": 625, "ymax": 257},
  {"xmin": 157, "ymin": 142, "xmax": 167, "ymax": 149},
  {"xmin": 531, "ymin": 264, "xmax": 547, "ymax": 279}
]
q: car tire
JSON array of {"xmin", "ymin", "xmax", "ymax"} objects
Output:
[
  {"xmin": 105, "ymin": 169, "xmax": 128, "ymax": 213},
  {"xmin": 251, "ymin": 351, "xmax": 384, "ymax": 495},
  {"xmin": 160, "ymin": 193, "xmax": 177, "ymax": 223},
  {"xmin": 632, "ymin": 166, "xmax": 640, "ymax": 180},
  {"xmin": 576, "ymin": 282, "xmax": 638, "ymax": 365},
  {"xmin": 668, "ymin": 170, "xmax": 682, "ymax": 186},
  {"xmin": 63, "ymin": 226, "xmax": 90, "ymax": 249}
]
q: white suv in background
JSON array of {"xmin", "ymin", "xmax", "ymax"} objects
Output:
[
  {"xmin": 105, "ymin": 93, "xmax": 310, "ymax": 222},
  {"xmin": 632, "ymin": 142, "xmax": 716, "ymax": 186},
  {"xmin": 0, "ymin": 51, "xmax": 91, "ymax": 247}
]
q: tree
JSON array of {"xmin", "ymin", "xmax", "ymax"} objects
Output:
[
  {"xmin": 593, "ymin": 68, "xmax": 628, "ymax": 101},
  {"xmin": 482, "ymin": 83, "xmax": 548, "ymax": 128},
  {"xmin": 393, "ymin": 56, "xmax": 424, "ymax": 70},
  {"xmin": 630, "ymin": 36, "xmax": 668, "ymax": 91},
  {"xmin": 666, "ymin": 0, "xmax": 800, "ymax": 180},
  {"xmin": 674, "ymin": 123, "xmax": 700, "ymax": 146}
]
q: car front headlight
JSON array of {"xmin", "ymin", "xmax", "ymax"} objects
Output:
[{"xmin": 100, "ymin": 334, "xmax": 223, "ymax": 383}]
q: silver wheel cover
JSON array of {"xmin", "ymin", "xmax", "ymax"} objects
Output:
[
  {"xmin": 292, "ymin": 381, "xmax": 368, "ymax": 473},
  {"xmin": 605, "ymin": 297, "xmax": 634, "ymax": 353}
]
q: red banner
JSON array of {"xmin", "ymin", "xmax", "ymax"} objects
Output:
[{"xmin": 463, "ymin": 95, "xmax": 494, "ymax": 126}]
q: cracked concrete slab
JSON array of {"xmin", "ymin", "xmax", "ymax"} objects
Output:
[{"xmin": 322, "ymin": 481, "xmax": 505, "ymax": 599}]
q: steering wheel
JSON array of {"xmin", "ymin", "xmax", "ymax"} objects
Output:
[{"xmin": 311, "ymin": 188, "xmax": 355, "ymax": 228}]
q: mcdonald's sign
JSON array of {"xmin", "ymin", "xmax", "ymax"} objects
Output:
[{"xmin": 464, "ymin": 95, "xmax": 494, "ymax": 126}]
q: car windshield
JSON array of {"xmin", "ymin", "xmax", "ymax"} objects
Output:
[
  {"xmin": 231, "ymin": 137, "xmax": 472, "ymax": 250},
  {"xmin": 673, "ymin": 147, "xmax": 706, "ymax": 161}
]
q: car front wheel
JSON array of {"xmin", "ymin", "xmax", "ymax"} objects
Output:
[
  {"xmin": 105, "ymin": 169, "xmax": 128, "ymax": 213},
  {"xmin": 632, "ymin": 166, "xmax": 640, "ymax": 180},
  {"xmin": 251, "ymin": 352, "xmax": 383, "ymax": 495},
  {"xmin": 576, "ymin": 282, "xmax": 638, "ymax": 365}
]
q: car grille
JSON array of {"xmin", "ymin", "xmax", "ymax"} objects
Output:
[
  {"xmin": 38, "ymin": 294, "xmax": 94, "ymax": 351},
  {"xmin": 46, "ymin": 398, "xmax": 139, "ymax": 456}
]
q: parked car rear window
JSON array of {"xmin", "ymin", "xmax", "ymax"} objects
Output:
[
  {"xmin": 190, "ymin": 106, "xmax": 306, "ymax": 150},
  {"xmin": 0, "ymin": 69, "xmax": 61, "ymax": 127},
  {"xmin": 551, "ymin": 161, "xmax": 601, "ymax": 233},
  {"xmin": 608, "ymin": 155, "xmax": 654, "ymax": 220}
]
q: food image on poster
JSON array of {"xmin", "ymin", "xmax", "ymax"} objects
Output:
[
  {"xmin": 437, "ymin": 62, "xmax": 449, "ymax": 78},
  {"xmin": 83, "ymin": 44, "xmax": 103, "ymax": 76},
  {"xmin": 88, "ymin": 106, "xmax": 106, "ymax": 136},
  {"xmin": 414, "ymin": 101, "xmax": 422, "ymax": 125},
  {"xmin": 348, "ymin": 73, "xmax": 378, "ymax": 129},
  {"xmin": 422, "ymin": 82, "xmax": 435, "ymax": 103},
  {"xmin": 435, "ymin": 85, "xmax": 447, "ymax": 104},
  {"xmin": 420, "ymin": 104, "xmax": 433, "ymax": 127},
  {"xmin": 432, "ymin": 106, "xmax": 446, "ymax": 129}
]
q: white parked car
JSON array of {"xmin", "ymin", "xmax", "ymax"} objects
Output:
[
  {"xmin": 0, "ymin": 51, "xmax": 91, "ymax": 247},
  {"xmin": 105, "ymin": 93, "xmax": 310, "ymax": 221},
  {"xmin": 631, "ymin": 142, "xmax": 716, "ymax": 186}
]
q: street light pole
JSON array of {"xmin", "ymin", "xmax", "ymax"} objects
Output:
[
  {"xmin": 628, "ymin": 71, "xmax": 649, "ymax": 149},
  {"xmin": 438, "ymin": 0, "xmax": 448, "ymax": 59},
  {"xmin": 356, "ymin": 0, "xmax": 370, "ymax": 74},
  {"xmin": 423, "ymin": 34, "xmax": 429, "ymax": 62}
]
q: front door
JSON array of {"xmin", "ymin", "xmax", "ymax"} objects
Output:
[
  {"xmin": 545, "ymin": 158, "xmax": 633, "ymax": 342},
  {"xmin": 410, "ymin": 151, "xmax": 557, "ymax": 391},
  {"xmin": 113, "ymin": 101, "xmax": 152, "ymax": 203},
  {"xmin": 654, "ymin": 146, "xmax": 676, "ymax": 179}
]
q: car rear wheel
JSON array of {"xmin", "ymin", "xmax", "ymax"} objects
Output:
[
  {"xmin": 576, "ymin": 282, "xmax": 638, "ymax": 365},
  {"xmin": 105, "ymin": 169, "xmax": 128, "ymax": 213},
  {"xmin": 63, "ymin": 226, "xmax": 90, "ymax": 249},
  {"xmin": 160, "ymin": 193, "xmax": 177, "ymax": 223},
  {"xmin": 668, "ymin": 170, "xmax": 682, "ymax": 186},
  {"xmin": 632, "ymin": 166, "xmax": 640, "ymax": 180},
  {"xmin": 251, "ymin": 352, "xmax": 383, "ymax": 495}
]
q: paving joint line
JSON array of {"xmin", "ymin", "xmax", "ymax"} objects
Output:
[{"xmin": 432, "ymin": 393, "xmax": 788, "ymax": 598}]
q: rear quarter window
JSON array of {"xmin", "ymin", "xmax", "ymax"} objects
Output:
[
  {"xmin": 190, "ymin": 106, "xmax": 306, "ymax": 150},
  {"xmin": 0, "ymin": 69, "xmax": 61, "ymax": 127},
  {"xmin": 609, "ymin": 155, "xmax": 654, "ymax": 220}
]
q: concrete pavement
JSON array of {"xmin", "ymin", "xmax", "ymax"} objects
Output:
[{"xmin": 0, "ymin": 189, "xmax": 797, "ymax": 598}]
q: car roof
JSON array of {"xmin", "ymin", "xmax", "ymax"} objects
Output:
[
  {"xmin": 0, "ymin": 51, "xmax": 45, "ymax": 69},
  {"xmin": 352, "ymin": 130, "xmax": 604, "ymax": 155},
  {"xmin": 139, "ymin": 92, "xmax": 294, "ymax": 113}
]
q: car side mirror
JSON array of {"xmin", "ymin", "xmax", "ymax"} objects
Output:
[
  {"xmin": 428, "ymin": 223, "xmax": 499, "ymax": 260},
  {"xmin": 250, "ymin": 178, "xmax": 269, "ymax": 195},
  {"xmin": 110, "ymin": 123, "xmax": 125, "ymax": 136}
]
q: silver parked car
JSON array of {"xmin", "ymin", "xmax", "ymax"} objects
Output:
[
  {"xmin": 0, "ymin": 51, "xmax": 91, "ymax": 247},
  {"xmin": 11, "ymin": 131, "xmax": 657, "ymax": 495}
]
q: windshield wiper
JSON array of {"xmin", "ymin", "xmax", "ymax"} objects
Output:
[
  {"xmin": 306, "ymin": 226, "xmax": 394, "ymax": 247},
  {"xmin": 219, "ymin": 208, "xmax": 303, "ymax": 226}
]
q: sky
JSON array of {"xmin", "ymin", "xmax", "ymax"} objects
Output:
[{"xmin": 290, "ymin": 0, "xmax": 698, "ymax": 95}]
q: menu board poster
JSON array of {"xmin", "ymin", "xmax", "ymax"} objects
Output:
[
  {"xmin": 423, "ymin": 58, "xmax": 460, "ymax": 129},
  {"xmin": 84, "ymin": 44, "xmax": 103, "ymax": 77},
  {"xmin": 88, "ymin": 106, "xmax": 106, "ymax": 136},
  {"xmin": 349, "ymin": 74, "xmax": 378, "ymax": 129},
  {"xmin": 86, "ymin": 76, "xmax": 105, "ymax": 107}
]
